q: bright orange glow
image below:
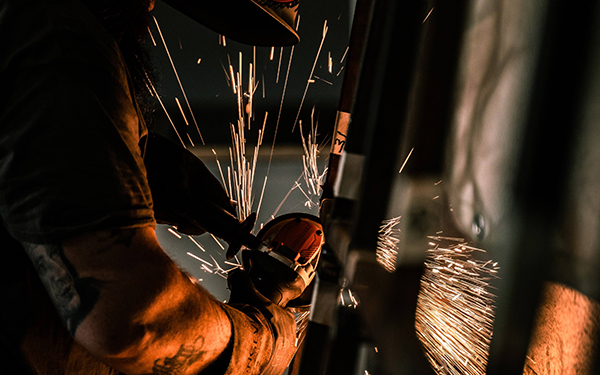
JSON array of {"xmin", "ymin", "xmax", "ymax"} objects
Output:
[{"xmin": 524, "ymin": 282, "xmax": 600, "ymax": 375}]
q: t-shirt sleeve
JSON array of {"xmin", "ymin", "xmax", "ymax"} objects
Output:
[{"xmin": 0, "ymin": 2, "xmax": 155, "ymax": 244}]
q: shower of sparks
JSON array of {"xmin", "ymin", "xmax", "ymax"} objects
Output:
[
  {"xmin": 211, "ymin": 52, "xmax": 268, "ymax": 223},
  {"xmin": 376, "ymin": 216, "xmax": 401, "ymax": 272},
  {"xmin": 299, "ymin": 110, "xmax": 328, "ymax": 208},
  {"xmin": 152, "ymin": 16, "xmax": 205, "ymax": 144},
  {"xmin": 293, "ymin": 309, "xmax": 311, "ymax": 347},
  {"xmin": 292, "ymin": 20, "xmax": 329, "ymax": 132},
  {"xmin": 415, "ymin": 239, "xmax": 499, "ymax": 375}
]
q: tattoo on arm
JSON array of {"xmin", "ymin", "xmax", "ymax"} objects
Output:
[
  {"xmin": 23, "ymin": 243, "xmax": 101, "ymax": 336},
  {"xmin": 152, "ymin": 336, "xmax": 206, "ymax": 375}
]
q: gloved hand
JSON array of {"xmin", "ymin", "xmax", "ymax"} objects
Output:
[
  {"xmin": 216, "ymin": 269, "xmax": 298, "ymax": 375},
  {"xmin": 143, "ymin": 133, "xmax": 241, "ymax": 239}
]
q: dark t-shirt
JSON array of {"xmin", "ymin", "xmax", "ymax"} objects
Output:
[{"xmin": 0, "ymin": 0, "xmax": 155, "ymax": 373}]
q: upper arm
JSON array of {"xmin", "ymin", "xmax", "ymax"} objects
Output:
[{"xmin": 23, "ymin": 226, "xmax": 232, "ymax": 375}]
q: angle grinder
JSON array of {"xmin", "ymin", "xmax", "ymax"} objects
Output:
[{"xmin": 226, "ymin": 213, "xmax": 324, "ymax": 307}]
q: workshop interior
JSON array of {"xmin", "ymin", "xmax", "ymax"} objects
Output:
[{"xmin": 151, "ymin": 0, "xmax": 600, "ymax": 374}]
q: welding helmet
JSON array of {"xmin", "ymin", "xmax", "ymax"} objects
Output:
[{"xmin": 160, "ymin": 0, "xmax": 300, "ymax": 46}]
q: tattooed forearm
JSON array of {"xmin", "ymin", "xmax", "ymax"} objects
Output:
[
  {"xmin": 23, "ymin": 243, "xmax": 101, "ymax": 335},
  {"xmin": 152, "ymin": 336, "xmax": 206, "ymax": 375}
]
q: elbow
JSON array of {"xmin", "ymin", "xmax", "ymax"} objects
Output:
[{"xmin": 74, "ymin": 315, "xmax": 153, "ymax": 360}]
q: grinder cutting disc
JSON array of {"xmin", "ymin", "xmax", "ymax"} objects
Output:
[{"xmin": 243, "ymin": 213, "xmax": 324, "ymax": 307}]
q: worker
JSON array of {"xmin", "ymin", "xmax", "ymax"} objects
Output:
[{"xmin": 0, "ymin": 0, "xmax": 304, "ymax": 374}]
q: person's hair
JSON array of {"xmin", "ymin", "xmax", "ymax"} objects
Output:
[{"xmin": 79, "ymin": 0, "xmax": 158, "ymax": 124}]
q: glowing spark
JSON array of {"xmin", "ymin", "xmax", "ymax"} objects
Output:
[
  {"xmin": 197, "ymin": 58, "xmax": 201, "ymax": 64},
  {"xmin": 210, "ymin": 234, "xmax": 225, "ymax": 251},
  {"xmin": 336, "ymin": 66, "xmax": 345, "ymax": 76},
  {"xmin": 377, "ymin": 216, "xmax": 401, "ymax": 272},
  {"xmin": 313, "ymin": 76, "xmax": 333, "ymax": 85},
  {"xmin": 186, "ymin": 133, "xmax": 195, "ymax": 147},
  {"xmin": 220, "ymin": 60, "xmax": 232, "ymax": 87},
  {"xmin": 175, "ymin": 97, "xmax": 189, "ymax": 126},
  {"xmin": 168, "ymin": 228, "xmax": 182, "ymax": 238},
  {"xmin": 148, "ymin": 81, "xmax": 185, "ymax": 147},
  {"xmin": 292, "ymin": 20, "xmax": 329, "ymax": 132},
  {"xmin": 415, "ymin": 239, "xmax": 499, "ymax": 375},
  {"xmin": 268, "ymin": 45, "xmax": 295, "ymax": 177},
  {"xmin": 399, "ymin": 147, "xmax": 414, "ymax": 174},
  {"xmin": 272, "ymin": 175, "xmax": 303, "ymax": 218},
  {"xmin": 228, "ymin": 55, "xmax": 237, "ymax": 94},
  {"xmin": 270, "ymin": 46, "xmax": 275, "ymax": 60},
  {"xmin": 423, "ymin": 7, "xmax": 435, "ymax": 23},
  {"xmin": 152, "ymin": 17, "xmax": 205, "ymax": 144},
  {"xmin": 187, "ymin": 236, "xmax": 205, "ymax": 252},
  {"xmin": 256, "ymin": 175, "xmax": 269, "ymax": 222},
  {"xmin": 148, "ymin": 26, "xmax": 157, "ymax": 46},
  {"xmin": 433, "ymin": 195, "xmax": 440, "ymax": 200},
  {"xmin": 276, "ymin": 47, "xmax": 284, "ymax": 83},
  {"xmin": 212, "ymin": 149, "xmax": 228, "ymax": 189},
  {"xmin": 187, "ymin": 252, "xmax": 212, "ymax": 266},
  {"xmin": 435, "ymin": 180, "xmax": 443, "ymax": 186},
  {"xmin": 340, "ymin": 46, "xmax": 349, "ymax": 63},
  {"xmin": 328, "ymin": 51, "xmax": 333, "ymax": 73}
]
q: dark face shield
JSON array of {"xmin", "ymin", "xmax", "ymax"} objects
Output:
[{"xmin": 160, "ymin": 0, "xmax": 300, "ymax": 46}]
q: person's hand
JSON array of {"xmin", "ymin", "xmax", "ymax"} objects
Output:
[
  {"xmin": 143, "ymin": 133, "xmax": 241, "ymax": 239},
  {"xmin": 218, "ymin": 269, "xmax": 298, "ymax": 375}
]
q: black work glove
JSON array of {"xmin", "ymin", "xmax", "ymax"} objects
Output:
[
  {"xmin": 213, "ymin": 269, "xmax": 297, "ymax": 375},
  {"xmin": 143, "ymin": 133, "xmax": 241, "ymax": 240}
]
